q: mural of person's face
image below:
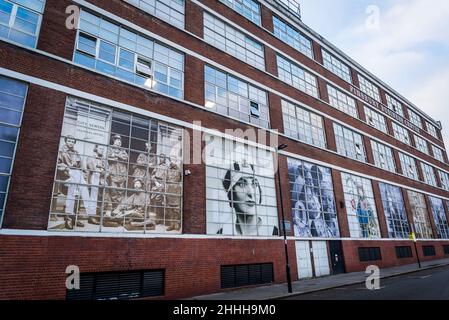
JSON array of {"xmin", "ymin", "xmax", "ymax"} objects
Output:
[
  {"xmin": 113, "ymin": 138, "xmax": 122, "ymax": 147},
  {"xmin": 305, "ymin": 186, "xmax": 320, "ymax": 218},
  {"xmin": 232, "ymin": 176, "xmax": 260, "ymax": 215},
  {"xmin": 96, "ymin": 146, "xmax": 104, "ymax": 157},
  {"xmin": 134, "ymin": 180, "xmax": 143, "ymax": 190},
  {"xmin": 137, "ymin": 154, "xmax": 146, "ymax": 165},
  {"xmin": 66, "ymin": 138, "xmax": 76, "ymax": 149}
]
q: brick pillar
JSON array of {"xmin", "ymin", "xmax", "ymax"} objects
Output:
[
  {"xmin": 318, "ymin": 78, "xmax": 329, "ymax": 103},
  {"xmin": 261, "ymin": 4, "xmax": 274, "ymax": 32},
  {"xmin": 424, "ymin": 195, "xmax": 439, "ymax": 239},
  {"xmin": 416, "ymin": 161, "xmax": 425, "ymax": 182},
  {"xmin": 265, "ymin": 46, "xmax": 278, "ymax": 77},
  {"xmin": 357, "ymin": 101, "xmax": 366, "ymax": 122},
  {"xmin": 393, "ymin": 150, "xmax": 403, "ymax": 175},
  {"xmin": 380, "ymin": 88, "xmax": 388, "ymax": 106},
  {"xmin": 184, "ymin": 55, "xmax": 204, "ymax": 106},
  {"xmin": 372, "ymin": 181, "xmax": 389, "ymax": 238},
  {"xmin": 331, "ymin": 170, "xmax": 350, "ymax": 238},
  {"xmin": 268, "ymin": 93, "xmax": 284, "ymax": 133},
  {"xmin": 313, "ymin": 42, "xmax": 323, "ymax": 65},
  {"xmin": 385, "ymin": 118, "xmax": 394, "ymax": 137},
  {"xmin": 324, "ymin": 118, "xmax": 337, "ymax": 152},
  {"xmin": 363, "ymin": 136, "xmax": 374, "ymax": 165},
  {"xmin": 276, "ymin": 155, "xmax": 293, "ymax": 236},
  {"xmin": 351, "ymin": 69, "xmax": 360, "ymax": 88},
  {"xmin": 185, "ymin": 0, "xmax": 204, "ymax": 38},
  {"xmin": 434, "ymin": 167, "xmax": 443, "ymax": 189}
]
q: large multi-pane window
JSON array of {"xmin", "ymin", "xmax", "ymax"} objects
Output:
[
  {"xmin": 371, "ymin": 141, "xmax": 396, "ymax": 173},
  {"xmin": 407, "ymin": 191, "xmax": 433, "ymax": 239},
  {"xmin": 408, "ymin": 109, "xmax": 422, "ymax": 129},
  {"xmin": 277, "ymin": 54, "xmax": 318, "ymax": 98},
  {"xmin": 399, "ymin": 152, "xmax": 419, "ymax": 181},
  {"xmin": 205, "ymin": 135, "xmax": 279, "ymax": 236},
  {"xmin": 414, "ymin": 135, "xmax": 429, "ymax": 154},
  {"xmin": 392, "ymin": 122, "xmax": 410, "ymax": 145},
  {"xmin": 48, "ymin": 97, "xmax": 184, "ymax": 234},
  {"xmin": 429, "ymin": 197, "xmax": 449, "ymax": 239},
  {"xmin": 0, "ymin": 0, "xmax": 45, "ymax": 47},
  {"xmin": 219, "ymin": 0, "xmax": 261, "ymax": 25},
  {"xmin": 379, "ymin": 183, "xmax": 410, "ymax": 239},
  {"xmin": 322, "ymin": 49, "xmax": 352, "ymax": 83},
  {"xmin": 281, "ymin": 99, "xmax": 326, "ymax": 148},
  {"xmin": 386, "ymin": 94, "xmax": 404, "ymax": 117},
  {"xmin": 0, "ymin": 76, "xmax": 27, "ymax": 226},
  {"xmin": 327, "ymin": 85, "xmax": 358, "ymax": 118},
  {"xmin": 74, "ymin": 10, "xmax": 184, "ymax": 99},
  {"xmin": 426, "ymin": 122, "xmax": 438, "ymax": 139},
  {"xmin": 341, "ymin": 173, "xmax": 380, "ymax": 238},
  {"xmin": 432, "ymin": 145, "xmax": 445, "ymax": 163},
  {"xmin": 204, "ymin": 66, "xmax": 270, "ymax": 128},
  {"xmin": 288, "ymin": 157, "xmax": 339, "ymax": 238},
  {"xmin": 334, "ymin": 123, "xmax": 366, "ymax": 162},
  {"xmin": 272, "ymin": 15, "xmax": 313, "ymax": 59},
  {"xmin": 421, "ymin": 162, "xmax": 437, "ymax": 187},
  {"xmin": 124, "ymin": 0, "xmax": 184, "ymax": 29},
  {"xmin": 358, "ymin": 75, "xmax": 380, "ymax": 102},
  {"xmin": 439, "ymin": 170, "xmax": 449, "ymax": 191},
  {"xmin": 364, "ymin": 106, "xmax": 387, "ymax": 133},
  {"xmin": 204, "ymin": 12, "xmax": 265, "ymax": 70}
]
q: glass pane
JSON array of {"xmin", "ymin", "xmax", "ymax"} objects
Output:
[
  {"xmin": 0, "ymin": 157, "xmax": 12, "ymax": 174},
  {"xmin": 0, "ymin": 140, "xmax": 15, "ymax": 157},
  {"xmin": 0, "ymin": 107, "xmax": 22, "ymax": 125},
  {"xmin": 0, "ymin": 124, "xmax": 19, "ymax": 142},
  {"xmin": 0, "ymin": 175, "xmax": 9, "ymax": 192},
  {"xmin": 13, "ymin": 7, "xmax": 38, "ymax": 34}
]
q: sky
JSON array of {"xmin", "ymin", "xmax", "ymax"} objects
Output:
[{"xmin": 300, "ymin": 0, "xmax": 449, "ymax": 148}]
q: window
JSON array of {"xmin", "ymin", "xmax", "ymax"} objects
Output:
[
  {"xmin": 0, "ymin": 76, "xmax": 27, "ymax": 226},
  {"xmin": 288, "ymin": 157, "xmax": 340, "ymax": 238},
  {"xmin": 219, "ymin": 0, "xmax": 261, "ymax": 25},
  {"xmin": 205, "ymin": 135, "xmax": 279, "ymax": 237},
  {"xmin": 48, "ymin": 97, "xmax": 184, "ymax": 234},
  {"xmin": 358, "ymin": 75, "xmax": 380, "ymax": 102},
  {"xmin": 399, "ymin": 152, "xmax": 419, "ymax": 181},
  {"xmin": 0, "ymin": 0, "xmax": 45, "ymax": 47},
  {"xmin": 439, "ymin": 171, "xmax": 449, "ymax": 191},
  {"xmin": 74, "ymin": 11, "xmax": 184, "ymax": 99},
  {"xmin": 281, "ymin": 99, "xmax": 326, "ymax": 149},
  {"xmin": 386, "ymin": 95, "xmax": 404, "ymax": 117},
  {"xmin": 221, "ymin": 263, "xmax": 273, "ymax": 289},
  {"xmin": 66, "ymin": 269, "xmax": 164, "ymax": 300},
  {"xmin": 277, "ymin": 54, "xmax": 318, "ymax": 98},
  {"xmin": 392, "ymin": 122, "xmax": 410, "ymax": 145},
  {"xmin": 423, "ymin": 245, "xmax": 436, "ymax": 257},
  {"xmin": 421, "ymin": 162, "xmax": 437, "ymax": 187},
  {"xmin": 414, "ymin": 135, "xmax": 429, "ymax": 154},
  {"xmin": 379, "ymin": 183, "xmax": 410, "ymax": 239},
  {"xmin": 204, "ymin": 12, "xmax": 265, "ymax": 70},
  {"xmin": 327, "ymin": 85, "xmax": 358, "ymax": 118},
  {"xmin": 124, "ymin": 0, "xmax": 184, "ymax": 28},
  {"xmin": 371, "ymin": 141, "xmax": 396, "ymax": 173},
  {"xmin": 341, "ymin": 173, "xmax": 380, "ymax": 238},
  {"xmin": 429, "ymin": 197, "xmax": 449, "ymax": 239},
  {"xmin": 364, "ymin": 106, "xmax": 387, "ymax": 133},
  {"xmin": 334, "ymin": 123, "xmax": 366, "ymax": 162},
  {"xmin": 322, "ymin": 49, "xmax": 352, "ymax": 83},
  {"xmin": 272, "ymin": 15, "xmax": 313, "ymax": 59},
  {"xmin": 444, "ymin": 245, "xmax": 449, "ymax": 255},
  {"xmin": 408, "ymin": 109, "xmax": 422, "ymax": 129},
  {"xmin": 426, "ymin": 122, "xmax": 438, "ymax": 139},
  {"xmin": 407, "ymin": 190, "xmax": 433, "ymax": 239},
  {"xmin": 432, "ymin": 145, "xmax": 445, "ymax": 163},
  {"xmin": 395, "ymin": 246, "xmax": 412, "ymax": 259},
  {"xmin": 205, "ymin": 66, "xmax": 270, "ymax": 128},
  {"xmin": 358, "ymin": 247, "xmax": 381, "ymax": 262}
]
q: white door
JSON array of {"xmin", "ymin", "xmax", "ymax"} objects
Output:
[
  {"xmin": 295, "ymin": 241, "xmax": 313, "ymax": 279},
  {"xmin": 312, "ymin": 241, "xmax": 330, "ymax": 277}
]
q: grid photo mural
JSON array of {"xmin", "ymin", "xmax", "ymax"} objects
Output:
[
  {"xmin": 288, "ymin": 158, "xmax": 339, "ymax": 238},
  {"xmin": 48, "ymin": 97, "xmax": 183, "ymax": 233},
  {"xmin": 379, "ymin": 183, "xmax": 410, "ymax": 239},
  {"xmin": 429, "ymin": 197, "xmax": 449, "ymax": 239}
]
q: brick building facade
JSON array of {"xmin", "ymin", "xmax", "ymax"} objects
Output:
[{"xmin": 0, "ymin": 0, "xmax": 449, "ymax": 299}]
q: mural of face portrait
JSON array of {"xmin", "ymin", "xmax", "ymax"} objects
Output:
[
  {"xmin": 288, "ymin": 158, "xmax": 339, "ymax": 238},
  {"xmin": 205, "ymin": 136, "xmax": 279, "ymax": 237}
]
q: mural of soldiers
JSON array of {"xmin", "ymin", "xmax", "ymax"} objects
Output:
[
  {"xmin": 86, "ymin": 144, "xmax": 107, "ymax": 224},
  {"xmin": 106, "ymin": 134, "xmax": 129, "ymax": 212},
  {"xmin": 165, "ymin": 160, "xmax": 182, "ymax": 232},
  {"xmin": 150, "ymin": 154, "xmax": 169, "ymax": 223},
  {"xmin": 57, "ymin": 135, "xmax": 90, "ymax": 228}
]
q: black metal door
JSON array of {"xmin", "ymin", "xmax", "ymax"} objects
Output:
[{"xmin": 329, "ymin": 241, "xmax": 345, "ymax": 275}]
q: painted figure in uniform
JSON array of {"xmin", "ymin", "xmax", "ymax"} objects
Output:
[
  {"xmin": 150, "ymin": 154, "xmax": 169, "ymax": 223},
  {"xmin": 106, "ymin": 134, "xmax": 129, "ymax": 213},
  {"xmin": 165, "ymin": 160, "xmax": 182, "ymax": 232}
]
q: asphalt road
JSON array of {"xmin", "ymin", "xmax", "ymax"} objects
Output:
[{"xmin": 284, "ymin": 265, "xmax": 449, "ymax": 300}]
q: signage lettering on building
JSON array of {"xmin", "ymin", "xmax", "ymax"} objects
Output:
[{"xmin": 350, "ymin": 86, "xmax": 421, "ymax": 134}]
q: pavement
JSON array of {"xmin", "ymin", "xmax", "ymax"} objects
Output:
[{"xmin": 189, "ymin": 258, "xmax": 449, "ymax": 300}]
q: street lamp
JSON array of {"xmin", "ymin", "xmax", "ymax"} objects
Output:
[{"xmin": 276, "ymin": 144, "xmax": 293, "ymax": 293}]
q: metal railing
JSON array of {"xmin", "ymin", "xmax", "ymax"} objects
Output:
[{"xmin": 274, "ymin": 0, "xmax": 301, "ymax": 20}]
